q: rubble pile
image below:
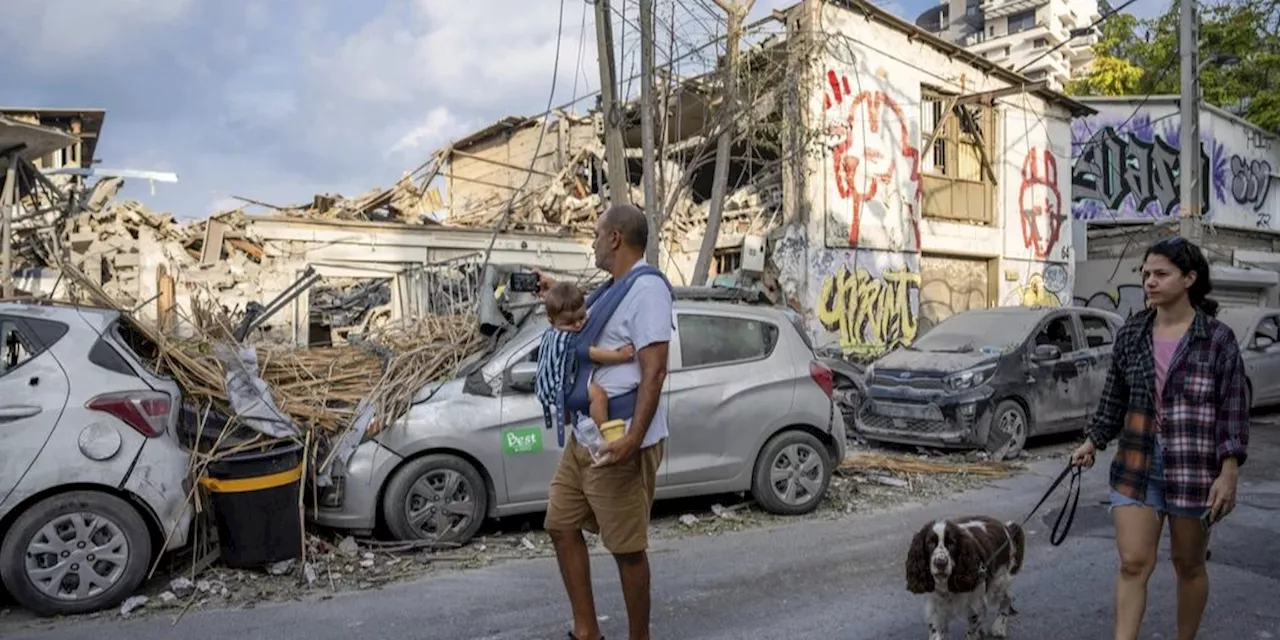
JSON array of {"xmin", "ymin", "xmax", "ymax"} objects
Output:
[
  {"xmin": 60, "ymin": 201, "xmax": 268, "ymax": 310},
  {"xmin": 445, "ymin": 146, "xmax": 606, "ymax": 232},
  {"xmin": 267, "ymin": 173, "xmax": 445, "ymax": 225}
]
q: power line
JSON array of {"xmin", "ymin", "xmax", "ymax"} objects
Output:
[
  {"xmin": 478, "ymin": 0, "xmax": 568, "ymax": 273},
  {"xmin": 1014, "ymin": 0, "xmax": 1142, "ymax": 74}
]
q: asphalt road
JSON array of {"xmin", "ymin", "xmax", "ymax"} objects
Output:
[{"xmin": 7, "ymin": 424, "xmax": 1280, "ymax": 640}]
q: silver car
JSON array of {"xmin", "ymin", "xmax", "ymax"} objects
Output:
[
  {"xmin": 1217, "ymin": 306, "xmax": 1280, "ymax": 410},
  {"xmin": 313, "ymin": 298, "xmax": 846, "ymax": 544},
  {"xmin": 0, "ymin": 302, "xmax": 193, "ymax": 616}
]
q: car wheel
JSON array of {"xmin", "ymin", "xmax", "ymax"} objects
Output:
[
  {"xmin": 0, "ymin": 491, "xmax": 152, "ymax": 617},
  {"xmin": 382, "ymin": 454, "xmax": 488, "ymax": 545},
  {"xmin": 984, "ymin": 399, "xmax": 1028, "ymax": 460},
  {"xmin": 751, "ymin": 430, "xmax": 833, "ymax": 516}
]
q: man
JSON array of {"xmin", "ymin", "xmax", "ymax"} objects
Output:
[{"xmin": 537, "ymin": 203, "xmax": 672, "ymax": 640}]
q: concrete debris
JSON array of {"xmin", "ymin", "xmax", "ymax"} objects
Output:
[
  {"xmin": 119, "ymin": 595, "xmax": 148, "ymax": 617},
  {"xmin": 337, "ymin": 536, "xmax": 360, "ymax": 556},
  {"xmin": 268, "ymin": 173, "xmax": 444, "ymax": 225},
  {"xmin": 169, "ymin": 576, "xmax": 196, "ymax": 599},
  {"xmin": 266, "ymin": 559, "xmax": 295, "ymax": 576},
  {"xmin": 679, "ymin": 514, "xmax": 700, "ymax": 527},
  {"xmin": 311, "ymin": 279, "xmax": 392, "ymax": 328}
]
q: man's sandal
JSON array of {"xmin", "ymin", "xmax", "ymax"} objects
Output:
[{"xmin": 567, "ymin": 634, "xmax": 603, "ymax": 640}]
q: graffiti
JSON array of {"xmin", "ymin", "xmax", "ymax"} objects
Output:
[
  {"xmin": 919, "ymin": 255, "xmax": 987, "ymax": 334},
  {"xmin": 1018, "ymin": 147, "xmax": 1065, "ymax": 260},
  {"xmin": 816, "ymin": 264, "xmax": 920, "ymax": 355},
  {"xmin": 1071, "ymin": 126, "xmax": 1212, "ymax": 220},
  {"xmin": 1006, "ymin": 273, "xmax": 1062, "ymax": 307},
  {"xmin": 1043, "ymin": 264, "xmax": 1068, "ymax": 293},
  {"xmin": 821, "ymin": 69, "xmax": 921, "ymax": 250},
  {"xmin": 1229, "ymin": 155, "xmax": 1273, "ymax": 215},
  {"xmin": 1074, "ymin": 285, "xmax": 1147, "ymax": 318}
]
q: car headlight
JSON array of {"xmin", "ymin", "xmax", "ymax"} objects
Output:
[{"xmin": 945, "ymin": 366, "xmax": 996, "ymax": 390}]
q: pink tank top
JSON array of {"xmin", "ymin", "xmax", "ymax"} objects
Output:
[{"xmin": 1153, "ymin": 336, "xmax": 1180, "ymax": 432}]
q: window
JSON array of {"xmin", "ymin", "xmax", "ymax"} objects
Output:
[
  {"xmin": 1033, "ymin": 316, "xmax": 1078, "ymax": 354},
  {"xmin": 1032, "ymin": 37, "xmax": 1049, "ymax": 48},
  {"xmin": 1, "ymin": 321, "xmax": 36, "ymax": 375},
  {"xmin": 1079, "ymin": 315, "xmax": 1114, "ymax": 348},
  {"xmin": 1256, "ymin": 316, "xmax": 1279, "ymax": 347},
  {"xmin": 677, "ymin": 315, "xmax": 778, "ymax": 368},
  {"xmin": 1008, "ymin": 9, "xmax": 1037, "ymax": 33},
  {"xmin": 920, "ymin": 86, "xmax": 997, "ymax": 224}
]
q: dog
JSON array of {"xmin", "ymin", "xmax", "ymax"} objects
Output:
[{"xmin": 905, "ymin": 516, "xmax": 1025, "ymax": 640}]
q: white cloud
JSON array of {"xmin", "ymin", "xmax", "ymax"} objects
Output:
[{"xmin": 0, "ymin": 0, "xmax": 197, "ymax": 72}]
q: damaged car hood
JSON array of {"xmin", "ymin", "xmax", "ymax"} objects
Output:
[{"xmin": 873, "ymin": 348, "xmax": 1000, "ymax": 376}]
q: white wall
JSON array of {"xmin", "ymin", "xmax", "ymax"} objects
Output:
[
  {"xmin": 778, "ymin": 2, "xmax": 1078, "ymax": 356},
  {"xmin": 1071, "ymin": 97, "xmax": 1280, "ymax": 231}
]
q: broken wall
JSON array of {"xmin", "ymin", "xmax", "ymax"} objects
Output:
[{"xmin": 783, "ymin": 1, "xmax": 1078, "ymax": 358}]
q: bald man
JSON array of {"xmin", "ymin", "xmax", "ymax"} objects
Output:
[{"xmin": 538, "ymin": 204, "xmax": 671, "ymax": 640}]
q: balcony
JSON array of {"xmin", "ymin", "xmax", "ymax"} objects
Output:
[{"xmin": 981, "ymin": 0, "xmax": 1050, "ymax": 19}]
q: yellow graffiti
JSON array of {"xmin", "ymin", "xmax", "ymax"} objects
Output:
[
  {"xmin": 1011, "ymin": 273, "xmax": 1062, "ymax": 307},
  {"xmin": 817, "ymin": 266, "xmax": 920, "ymax": 355}
]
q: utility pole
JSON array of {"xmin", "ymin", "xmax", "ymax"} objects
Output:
[
  {"xmin": 1177, "ymin": 0, "xmax": 1202, "ymax": 243},
  {"xmin": 639, "ymin": 0, "xmax": 659, "ymax": 263},
  {"xmin": 1, "ymin": 154, "xmax": 18, "ymax": 299},
  {"xmin": 594, "ymin": 0, "xmax": 630, "ymax": 210}
]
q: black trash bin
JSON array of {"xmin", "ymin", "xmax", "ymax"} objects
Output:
[{"xmin": 199, "ymin": 443, "xmax": 304, "ymax": 568}]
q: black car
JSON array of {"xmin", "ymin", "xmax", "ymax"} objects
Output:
[{"xmin": 854, "ymin": 306, "xmax": 1125, "ymax": 457}]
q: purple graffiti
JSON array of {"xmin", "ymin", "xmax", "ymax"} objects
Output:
[{"xmin": 1070, "ymin": 116, "xmax": 1228, "ymax": 221}]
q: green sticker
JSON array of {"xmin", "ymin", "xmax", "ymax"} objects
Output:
[{"xmin": 502, "ymin": 426, "xmax": 544, "ymax": 455}]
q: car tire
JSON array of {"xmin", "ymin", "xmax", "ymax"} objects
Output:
[
  {"xmin": 382, "ymin": 454, "xmax": 488, "ymax": 545},
  {"xmin": 750, "ymin": 430, "xmax": 833, "ymax": 516},
  {"xmin": 984, "ymin": 399, "xmax": 1029, "ymax": 460},
  {"xmin": 0, "ymin": 491, "xmax": 152, "ymax": 617}
]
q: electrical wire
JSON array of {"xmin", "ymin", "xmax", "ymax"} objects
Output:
[
  {"xmin": 478, "ymin": 0, "xmax": 567, "ymax": 274},
  {"xmin": 1013, "ymin": 0, "xmax": 1142, "ymax": 74}
]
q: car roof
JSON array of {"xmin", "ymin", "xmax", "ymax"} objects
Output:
[
  {"xmin": 0, "ymin": 300, "xmax": 120, "ymax": 332},
  {"xmin": 672, "ymin": 299, "xmax": 790, "ymax": 320}
]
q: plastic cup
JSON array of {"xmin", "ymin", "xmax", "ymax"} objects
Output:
[{"xmin": 599, "ymin": 419, "xmax": 626, "ymax": 443}]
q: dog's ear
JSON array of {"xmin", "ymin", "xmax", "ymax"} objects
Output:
[
  {"xmin": 905, "ymin": 525, "xmax": 934, "ymax": 594},
  {"xmin": 948, "ymin": 531, "xmax": 984, "ymax": 593}
]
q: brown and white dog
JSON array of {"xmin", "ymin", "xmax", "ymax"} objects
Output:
[{"xmin": 905, "ymin": 516, "xmax": 1025, "ymax": 640}]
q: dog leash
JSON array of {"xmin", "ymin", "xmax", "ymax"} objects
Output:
[{"xmin": 982, "ymin": 461, "xmax": 1083, "ymax": 575}]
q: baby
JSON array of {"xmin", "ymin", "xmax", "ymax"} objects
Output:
[{"xmin": 534, "ymin": 281, "xmax": 635, "ymax": 439}]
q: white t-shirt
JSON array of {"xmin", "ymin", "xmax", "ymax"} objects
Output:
[{"xmin": 572, "ymin": 260, "xmax": 672, "ymax": 449}]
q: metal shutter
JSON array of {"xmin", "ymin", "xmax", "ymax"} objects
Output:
[{"xmin": 1213, "ymin": 285, "xmax": 1264, "ymax": 309}]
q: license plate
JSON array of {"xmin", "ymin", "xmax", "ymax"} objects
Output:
[{"xmin": 875, "ymin": 402, "xmax": 941, "ymax": 421}]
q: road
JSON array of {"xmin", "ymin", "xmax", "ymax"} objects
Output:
[{"xmin": 6, "ymin": 423, "xmax": 1280, "ymax": 640}]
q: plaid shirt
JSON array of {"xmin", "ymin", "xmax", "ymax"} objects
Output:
[{"xmin": 1086, "ymin": 308, "xmax": 1249, "ymax": 510}]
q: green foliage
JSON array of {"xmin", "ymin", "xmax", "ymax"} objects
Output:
[{"xmin": 1066, "ymin": 0, "xmax": 1280, "ymax": 134}]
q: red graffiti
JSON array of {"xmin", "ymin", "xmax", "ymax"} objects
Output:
[
  {"xmin": 823, "ymin": 70, "xmax": 921, "ymax": 248},
  {"xmin": 1018, "ymin": 147, "xmax": 1064, "ymax": 261}
]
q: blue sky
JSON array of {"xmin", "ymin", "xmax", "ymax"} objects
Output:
[{"xmin": 2, "ymin": 0, "xmax": 1169, "ymax": 220}]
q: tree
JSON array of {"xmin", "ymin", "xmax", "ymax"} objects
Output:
[{"xmin": 1066, "ymin": 0, "xmax": 1280, "ymax": 134}]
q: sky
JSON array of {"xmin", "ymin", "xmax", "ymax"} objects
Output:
[{"xmin": 2, "ymin": 0, "xmax": 1169, "ymax": 220}]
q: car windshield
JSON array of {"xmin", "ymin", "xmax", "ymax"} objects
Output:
[
  {"xmin": 909, "ymin": 311, "xmax": 1041, "ymax": 353},
  {"xmin": 1217, "ymin": 308, "xmax": 1256, "ymax": 344}
]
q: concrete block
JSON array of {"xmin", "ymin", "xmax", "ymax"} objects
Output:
[
  {"xmin": 69, "ymin": 232, "xmax": 97, "ymax": 253},
  {"xmin": 113, "ymin": 253, "xmax": 141, "ymax": 268}
]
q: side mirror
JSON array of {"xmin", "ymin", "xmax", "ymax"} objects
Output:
[
  {"xmin": 1031, "ymin": 344, "xmax": 1062, "ymax": 362},
  {"xmin": 1252, "ymin": 333, "xmax": 1275, "ymax": 350},
  {"xmin": 508, "ymin": 361, "xmax": 538, "ymax": 392}
]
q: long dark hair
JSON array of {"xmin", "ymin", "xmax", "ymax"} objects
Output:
[{"xmin": 1144, "ymin": 236, "xmax": 1219, "ymax": 316}]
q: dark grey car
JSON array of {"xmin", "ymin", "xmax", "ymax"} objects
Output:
[{"xmin": 854, "ymin": 306, "xmax": 1124, "ymax": 457}]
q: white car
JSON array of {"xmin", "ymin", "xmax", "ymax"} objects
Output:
[{"xmin": 0, "ymin": 302, "xmax": 193, "ymax": 616}]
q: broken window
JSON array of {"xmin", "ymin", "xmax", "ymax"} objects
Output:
[
  {"xmin": 1034, "ymin": 316, "xmax": 1078, "ymax": 354},
  {"xmin": 919, "ymin": 87, "xmax": 996, "ymax": 225},
  {"xmin": 1079, "ymin": 314, "xmax": 1115, "ymax": 348}
]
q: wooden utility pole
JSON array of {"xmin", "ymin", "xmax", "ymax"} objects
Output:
[
  {"xmin": 691, "ymin": 0, "xmax": 754, "ymax": 286},
  {"xmin": 639, "ymin": 0, "xmax": 659, "ymax": 263},
  {"xmin": 594, "ymin": 0, "xmax": 630, "ymax": 209},
  {"xmin": 1177, "ymin": 0, "xmax": 1202, "ymax": 243},
  {"xmin": 1, "ymin": 154, "xmax": 18, "ymax": 299}
]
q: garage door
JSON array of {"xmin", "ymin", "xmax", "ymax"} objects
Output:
[
  {"xmin": 919, "ymin": 255, "xmax": 991, "ymax": 335},
  {"xmin": 1214, "ymin": 285, "xmax": 1264, "ymax": 308}
]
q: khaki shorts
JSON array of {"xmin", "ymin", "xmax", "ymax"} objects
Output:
[{"xmin": 544, "ymin": 433, "xmax": 665, "ymax": 555}]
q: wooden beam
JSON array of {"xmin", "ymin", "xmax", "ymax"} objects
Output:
[
  {"xmin": 918, "ymin": 95, "xmax": 958, "ymax": 164},
  {"xmin": 954, "ymin": 81, "xmax": 1048, "ymax": 106},
  {"xmin": 957, "ymin": 107, "xmax": 998, "ymax": 185}
]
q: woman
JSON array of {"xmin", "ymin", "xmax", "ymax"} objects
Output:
[{"xmin": 1071, "ymin": 236, "xmax": 1249, "ymax": 640}]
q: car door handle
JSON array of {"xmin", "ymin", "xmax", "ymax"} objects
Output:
[{"xmin": 0, "ymin": 405, "xmax": 41, "ymax": 421}]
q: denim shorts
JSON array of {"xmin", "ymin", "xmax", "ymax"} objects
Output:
[{"xmin": 1109, "ymin": 436, "xmax": 1210, "ymax": 520}]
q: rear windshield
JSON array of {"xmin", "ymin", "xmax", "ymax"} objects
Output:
[
  {"xmin": 111, "ymin": 318, "xmax": 165, "ymax": 377},
  {"xmin": 911, "ymin": 311, "xmax": 1041, "ymax": 353}
]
